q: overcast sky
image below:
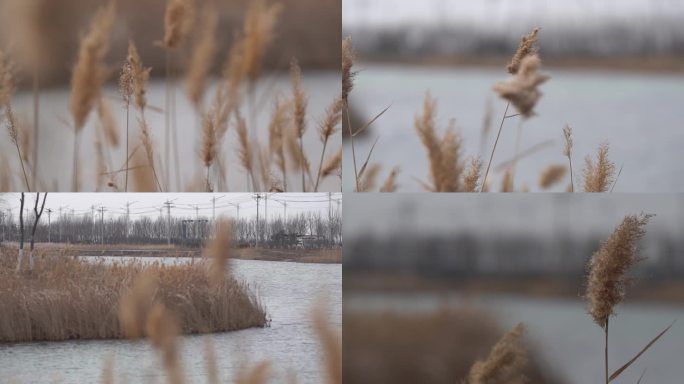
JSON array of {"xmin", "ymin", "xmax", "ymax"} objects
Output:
[
  {"xmin": 344, "ymin": 0, "xmax": 684, "ymax": 27},
  {"xmin": 0, "ymin": 193, "xmax": 341, "ymax": 222}
]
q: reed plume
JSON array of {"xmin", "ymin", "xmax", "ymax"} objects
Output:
[
  {"xmin": 119, "ymin": 57, "xmax": 134, "ymax": 191},
  {"xmin": 186, "ymin": 5, "xmax": 218, "ymax": 109},
  {"xmin": 563, "ymin": 125, "xmax": 574, "ymax": 192},
  {"xmin": 359, "ymin": 163, "xmax": 381, "ymax": 192},
  {"xmin": 315, "ymin": 96, "xmax": 343, "ymax": 191},
  {"xmin": 415, "ymin": 93, "xmax": 464, "ymax": 192},
  {"xmin": 342, "ymin": 37, "xmax": 356, "ymax": 103},
  {"xmin": 467, "ymin": 323, "xmax": 528, "ymax": 384},
  {"xmin": 98, "ymin": 99, "xmax": 119, "ymax": 147},
  {"xmin": 583, "ymin": 142, "xmax": 615, "ymax": 192},
  {"xmin": 69, "ymin": 0, "xmax": 116, "ymax": 191},
  {"xmin": 139, "ymin": 118, "xmax": 162, "ymax": 191},
  {"xmin": 201, "ymin": 110, "xmax": 217, "ymax": 191},
  {"xmin": 312, "ymin": 300, "xmax": 342, "ymax": 384},
  {"xmin": 462, "ymin": 158, "xmax": 482, "ymax": 192},
  {"xmin": 291, "ymin": 59, "xmax": 308, "ymax": 191},
  {"xmin": 586, "ymin": 214, "xmax": 652, "ymax": 328},
  {"xmin": 507, "ymin": 28, "xmax": 540, "ymax": 75},
  {"xmin": 379, "ymin": 167, "xmax": 399, "ymax": 192},
  {"xmin": 127, "ymin": 41, "xmax": 150, "ymax": 114},
  {"xmin": 320, "ymin": 149, "xmax": 342, "ymax": 180},
  {"xmin": 493, "ymin": 55, "xmax": 549, "ymax": 118},
  {"xmin": 500, "ymin": 167, "xmax": 514, "ymax": 192},
  {"xmin": 539, "ymin": 164, "xmax": 567, "ymax": 189}
]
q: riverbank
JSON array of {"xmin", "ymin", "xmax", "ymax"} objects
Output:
[
  {"xmin": 359, "ymin": 55, "xmax": 684, "ymax": 73},
  {"xmin": 345, "ymin": 272, "xmax": 684, "ymax": 304},
  {"xmin": 0, "ymin": 243, "xmax": 342, "ymax": 264}
]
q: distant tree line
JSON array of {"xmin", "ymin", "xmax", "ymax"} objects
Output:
[
  {"xmin": 0, "ymin": 210, "xmax": 342, "ymax": 248},
  {"xmin": 345, "ymin": 232, "xmax": 684, "ymax": 278}
]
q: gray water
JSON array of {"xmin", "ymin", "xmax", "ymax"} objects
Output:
[
  {"xmin": 342, "ymin": 64, "xmax": 684, "ymax": 192},
  {"xmin": 3, "ymin": 71, "xmax": 340, "ymax": 192},
  {"xmin": 346, "ymin": 292, "xmax": 684, "ymax": 384},
  {"xmin": 0, "ymin": 258, "xmax": 342, "ymax": 383}
]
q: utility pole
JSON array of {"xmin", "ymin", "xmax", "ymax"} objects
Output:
[
  {"xmin": 264, "ymin": 194, "xmax": 268, "ymax": 240},
  {"xmin": 91, "ymin": 205, "xmax": 95, "ymax": 243},
  {"xmin": 211, "ymin": 195, "xmax": 225, "ymax": 226},
  {"xmin": 194, "ymin": 205, "xmax": 200, "ymax": 241},
  {"xmin": 99, "ymin": 206, "xmax": 106, "ymax": 248},
  {"xmin": 46, "ymin": 208, "xmax": 52, "ymax": 243},
  {"xmin": 229, "ymin": 202, "xmax": 240, "ymax": 221},
  {"xmin": 124, "ymin": 201, "xmax": 137, "ymax": 243},
  {"xmin": 253, "ymin": 194, "xmax": 261, "ymax": 247},
  {"xmin": 164, "ymin": 200, "xmax": 175, "ymax": 245},
  {"xmin": 58, "ymin": 206, "xmax": 64, "ymax": 243},
  {"xmin": 328, "ymin": 192, "xmax": 332, "ymax": 246}
]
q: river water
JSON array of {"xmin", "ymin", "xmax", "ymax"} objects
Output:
[
  {"xmin": 342, "ymin": 64, "xmax": 684, "ymax": 192},
  {"xmin": 346, "ymin": 292, "xmax": 684, "ymax": 384},
  {"xmin": 0, "ymin": 258, "xmax": 342, "ymax": 383}
]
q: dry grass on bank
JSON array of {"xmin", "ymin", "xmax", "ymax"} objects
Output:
[
  {"xmin": 0, "ymin": 247, "xmax": 267, "ymax": 343},
  {"xmin": 343, "ymin": 307, "xmax": 562, "ymax": 384}
]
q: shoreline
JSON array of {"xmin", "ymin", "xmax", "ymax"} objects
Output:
[
  {"xmin": 0, "ymin": 243, "xmax": 342, "ymax": 264},
  {"xmin": 359, "ymin": 54, "xmax": 684, "ymax": 73}
]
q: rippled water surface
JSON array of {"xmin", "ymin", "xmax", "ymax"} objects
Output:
[{"xmin": 0, "ymin": 258, "xmax": 341, "ymax": 383}]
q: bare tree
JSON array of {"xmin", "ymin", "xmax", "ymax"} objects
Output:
[
  {"xmin": 29, "ymin": 192, "xmax": 47, "ymax": 272},
  {"xmin": 15, "ymin": 193, "xmax": 25, "ymax": 273}
]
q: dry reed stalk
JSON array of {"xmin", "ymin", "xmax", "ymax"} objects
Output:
[
  {"xmin": 0, "ymin": 152, "xmax": 10, "ymax": 191},
  {"xmin": 98, "ymin": 99, "xmax": 119, "ymax": 147},
  {"xmin": 500, "ymin": 167, "xmax": 514, "ymax": 192},
  {"xmin": 139, "ymin": 118, "xmax": 162, "ymax": 191},
  {"xmin": 235, "ymin": 361, "xmax": 271, "ymax": 384},
  {"xmin": 586, "ymin": 214, "xmax": 652, "ymax": 328},
  {"xmin": 312, "ymin": 301, "xmax": 341, "ymax": 384},
  {"xmin": 507, "ymin": 28, "xmax": 540, "ymax": 75},
  {"xmin": 538, "ymin": 164, "xmax": 567, "ymax": 189},
  {"xmin": 1, "ymin": 50, "xmax": 30, "ymax": 191},
  {"xmin": 493, "ymin": 55, "xmax": 549, "ymax": 118},
  {"xmin": 95, "ymin": 134, "xmax": 107, "ymax": 191},
  {"xmin": 120, "ymin": 271, "xmax": 158, "ymax": 339},
  {"xmin": 315, "ymin": 96, "xmax": 343, "ymax": 191},
  {"xmin": 119, "ymin": 55, "xmax": 134, "ymax": 192},
  {"xmin": 291, "ymin": 59, "xmax": 308, "ymax": 191},
  {"xmin": 236, "ymin": 112, "xmax": 258, "ymax": 191},
  {"xmin": 480, "ymin": 97, "xmax": 493, "ymax": 155},
  {"xmin": 163, "ymin": 0, "xmax": 195, "ymax": 49},
  {"xmin": 268, "ymin": 97, "xmax": 289, "ymax": 190},
  {"xmin": 69, "ymin": 0, "xmax": 116, "ymax": 191},
  {"xmin": 242, "ymin": 0, "xmax": 281, "ymax": 84},
  {"xmin": 204, "ymin": 336, "xmax": 219, "ymax": 384},
  {"xmin": 463, "ymin": 158, "xmax": 482, "ymax": 192},
  {"xmin": 101, "ymin": 354, "xmax": 114, "ymax": 384},
  {"xmin": 215, "ymin": 40, "xmax": 246, "ymax": 142},
  {"xmin": 130, "ymin": 144, "xmax": 157, "ymax": 192},
  {"xmin": 467, "ymin": 323, "xmax": 528, "ymax": 384},
  {"xmin": 146, "ymin": 303, "xmax": 184, "ymax": 384},
  {"xmin": 186, "ymin": 5, "xmax": 218, "ymax": 110},
  {"xmin": 379, "ymin": 167, "xmax": 399, "ymax": 192},
  {"xmin": 563, "ymin": 125, "xmax": 574, "ymax": 192},
  {"xmin": 342, "ymin": 37, "xmax": 360, "ymax": 191},
  {"xmin": 320, "ymin": 149, "xmax": 342, "ymax": 180},
  {"xmin": 583, "ymin": 142, "xmax": 615, "ymax": 193},
  {"xmin": 201, "ymin": 111, "xmax": 217, "ymax": 191},
  {"xmin": 359, "ymin": 163, "xmax": 381, "ymax": 192},
  {"xmin": 206, "ymin": 219, "xmax": 232, "ymax": 285}
]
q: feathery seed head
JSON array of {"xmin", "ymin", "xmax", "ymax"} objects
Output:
[
  {"xmin": 493, "ymin": 55, "xmax": 549, "ymax": 118},
  {"xmin": 507, "ymin": 28, "xmax": 540, "ymax": 75}
]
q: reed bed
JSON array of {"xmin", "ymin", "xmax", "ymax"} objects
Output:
[
  {"xmin": 344, "ymin": 27, "xmax": 622, "ymax": 192},
  {"xmin": 0, "ymin": 0, "xmax": 341, "ymax": 192},
  {"xmin": 343, "ymin": 307, "xmax": 558, "ymax": 383},
  {"xmin": 0, "ymin": 247, "xmax": 267, "ymax": 343}
]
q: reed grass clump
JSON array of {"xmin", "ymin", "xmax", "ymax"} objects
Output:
[
  {"xmin": 0, "ymin": 248, "xmax": 267, "ymax": 343},
  {"xmin": 467, "ymin": 323, "xmax": 528, "ymax": 384}
]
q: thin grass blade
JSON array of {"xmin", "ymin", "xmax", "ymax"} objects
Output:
[{"xmin": 609, "ymin": 320, "xmax": 675, "ymax": 382}]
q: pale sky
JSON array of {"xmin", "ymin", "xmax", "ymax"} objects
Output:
[
  {"xmin": 0, "ymin": 193, "xmax": 342, "ymax": 222},
  {"xmin": 343, "ymin": 0, "xmax": 684, "ymax": 28}
]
